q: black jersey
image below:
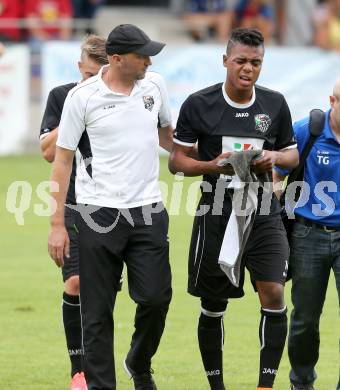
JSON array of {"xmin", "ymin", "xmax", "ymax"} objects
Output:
[
  {"xmin": 174, "ymin": 82, "xmax": 296, "ymax": 215},
  {"xmin": 40, "ymin": 82, "xmax": 77, "ymax": 205}
]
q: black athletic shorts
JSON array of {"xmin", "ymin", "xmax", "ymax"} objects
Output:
[
  {"xmin": 62, "ymin": 207, "xmax": 79, "ymax": 282},
  {"xmin": 188, "ymin": 195, "xmax": 289, "ymax": 300}
]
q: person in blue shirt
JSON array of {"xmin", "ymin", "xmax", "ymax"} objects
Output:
[
  {"xmin": 235, "ymin": 0, "xmax": 274, "ymax": 42},
  {"xmin": 183, "ymin": 0, "xmax": 234, "ymax": 42},
  {"xmin": 273, "ymin": 79, "xmax": 340, "ymax": 390}
]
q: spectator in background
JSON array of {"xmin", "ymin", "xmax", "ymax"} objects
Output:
[
  {"xmin": 275, "ymin": 0, "xmax": 287, "ymax": 45},
  {"xmin": 24, "ymin": 0, "xmax": 73, "ymax": 41},
  {"xmin": 0, "ymin": 0, "xmax": 21, "ymax": 42},
  {"xmin": 24, "ymin": 0, "xmax": 73, "ymax": 100},
  {"xmin": 71, "ymin": 0, "xmax": 104, "ymax": 34},
  {"xmin": 235, "ymin": 0, "xmax": 274, "ymax": 42},
  {"xmin": 314, "ymin": 0, "xmax": 340, "ymax": 51},
  {"xmin": 183, "ymin": 0, "xmax": 235, "ymax": 42}
]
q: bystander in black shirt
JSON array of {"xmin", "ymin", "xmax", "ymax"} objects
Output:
[
  {"xmin": 40, "ymin": 82, "xmax": 77, "ymax": 205},
  {"xmin": 174, "ymin": 82, "xmax": 296, "ymax": 216}
]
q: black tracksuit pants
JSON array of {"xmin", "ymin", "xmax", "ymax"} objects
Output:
[{"xmin": 76, "ymin": 203, "xmax": 172, "ymax": 390}]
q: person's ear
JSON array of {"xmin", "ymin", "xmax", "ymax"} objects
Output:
[
  {"xmin": 223, "ymin": 54, "xmax": 228, "ymax": 68},
  {"xmin": 111, "ymin": 54, "xmax": 122, "ymax": 66}
]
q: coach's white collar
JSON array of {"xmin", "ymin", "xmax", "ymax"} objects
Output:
[{"xmin": 98, "ymin": 65, "xmax": 141, "ymax": 96}]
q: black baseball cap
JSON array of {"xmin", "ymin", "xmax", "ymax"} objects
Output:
[{"xmin": 106, "ymin": 24, "xmax": 165, "ymax": 56}]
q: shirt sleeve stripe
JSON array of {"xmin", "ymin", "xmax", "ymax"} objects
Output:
[
  {"xmin": 39, "ymin": 133, "xmax": 50, "ymax": 140},
  {"xmin": 159, "ymin": 122, "xmax": 172, "ymax": 128},
  {"xmin": 173, "ymin": 138, "xmax": 196, "ymax": 147},
  {"xmin": 56, "ymin": 141, "xmax": 77, "ymax": 151},
  {"xmin": 281, "ymin": 143, "xmax": 297, "ymax": 150}
]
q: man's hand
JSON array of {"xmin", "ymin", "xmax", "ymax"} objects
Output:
[
  {"xmin": 251, "ymin": 150, "xmax": 278, "ymax": 173},
  {"xmin": 48, "ymin": 146, "xmax": 74, "ymax": 266},
  {"xmin": 169, "ymin": 144, "xmax": 235, "ymax": 177},
  {"xmin": 211, "ymin": 152, "xmax": 235, "ymax": 176},
  {"xmin": 40, "ymin": 128, "xmax": 58, "ymax": 163},
  {"xmin": 48, "ymin": 224, "xmax": 70, "ymax": 267}
]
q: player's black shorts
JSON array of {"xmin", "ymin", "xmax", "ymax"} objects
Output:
[
  {"xmin": 63, "ymin": 207, "xmax": 79, "ymax": 282},
  {"xmin": 188, "ymin": 195, "xmax": 289, "ymax": 300}
]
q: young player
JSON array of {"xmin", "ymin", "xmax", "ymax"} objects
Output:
[{"xmin": 169, "ymin": 28, "xmax": 298, "ymax": 390}]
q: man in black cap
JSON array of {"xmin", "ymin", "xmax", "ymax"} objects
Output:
[
  {"xmin": 48, "ymin": 24, "xmax": 173, "ymax": 390},
  {"xmin": 106, "ymin": 23, "xmax": 165, "ymax": 57},
  {"xmin": 40, "ymin": 34, "xmax": 109, "ymax": 390}
]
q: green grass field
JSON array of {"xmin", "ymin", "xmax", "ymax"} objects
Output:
[{"xmin": 0, "ymin": 155, "xmax": 338, "ymax": 390}]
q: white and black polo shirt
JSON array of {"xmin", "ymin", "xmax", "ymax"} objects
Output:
[{"xmin": 57, "ymin": 66, "xmax": 172, "ymax": 208}]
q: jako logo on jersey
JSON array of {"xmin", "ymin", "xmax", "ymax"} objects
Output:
[
  {"xmin": 68, "ymin": 348, "xmax": 82, "ymax": 356},
  {"xmin": 283, "ymin": 260, "xmax": 288, "ymax": 277},
  {"xmin": 255, "ymin": 113, "xmax": 271, "ymax": 133},
  {"xmin": 234, "ymin": 143, "xmax": 253, "ymax": 151},
  {"xmin": 206, "ymin": 370, "xmax": 220, "ymax": 376},
  {"xmin": 103, "ymin": 104, "xmax": 115, "ymax": 110},
  {"xmin": 143, "ymin": 95, "xmax": 155, "ymax": 111},
  {"xmin": 262, "ymin": 368, "xmax": 277, "ymax": 375},
  {"xmin": 235, "ymin": 112, "xmax": 249, "ymax": 118}
]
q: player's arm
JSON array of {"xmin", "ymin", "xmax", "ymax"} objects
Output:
[
  {"xmin": 48, "ymin": 87, "xmax": 84, "ymax": 267},
  {"xmin": 48, "ymin": 146, "xmax": 74, "ymax": 267},
  {"xmin": 40, "ymin": 86, "xmax": 65, "ymax": 162},
  {"xmin": 154, "ymin": 72, "xmax": 201, "ymax": 157},
  {"xmin": 274, "ymin": 147, "xmax": 299, "ymax": 168},
  {"xmin": 159, "ymin": 125, "xmax": 200, "ymax": 159},
  {"xmin": 170, "ymin": 94, "xmax": 233, "ymax": 175},
  {"xmin": 40, "ymin": 128, "xmax": 58, "ymax": 162},
  {"xmin": 169, "ymin": 143, "xmax": 234, "ymax": 177},
  {"xmin": 272, "ymin": 168, "xmax": 287, "ymax": 200},
  {"xmin": 252, "ymin": 147, "xmax": 299, "ymax": 173},
  {"xmin": 158, "ymin": 125, "xmax": 173, "ymax": 153}
]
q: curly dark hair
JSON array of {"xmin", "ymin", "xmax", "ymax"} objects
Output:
[{"xmin": 226, "ymin": 28, "xmax": 264, "ymax": 54}]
